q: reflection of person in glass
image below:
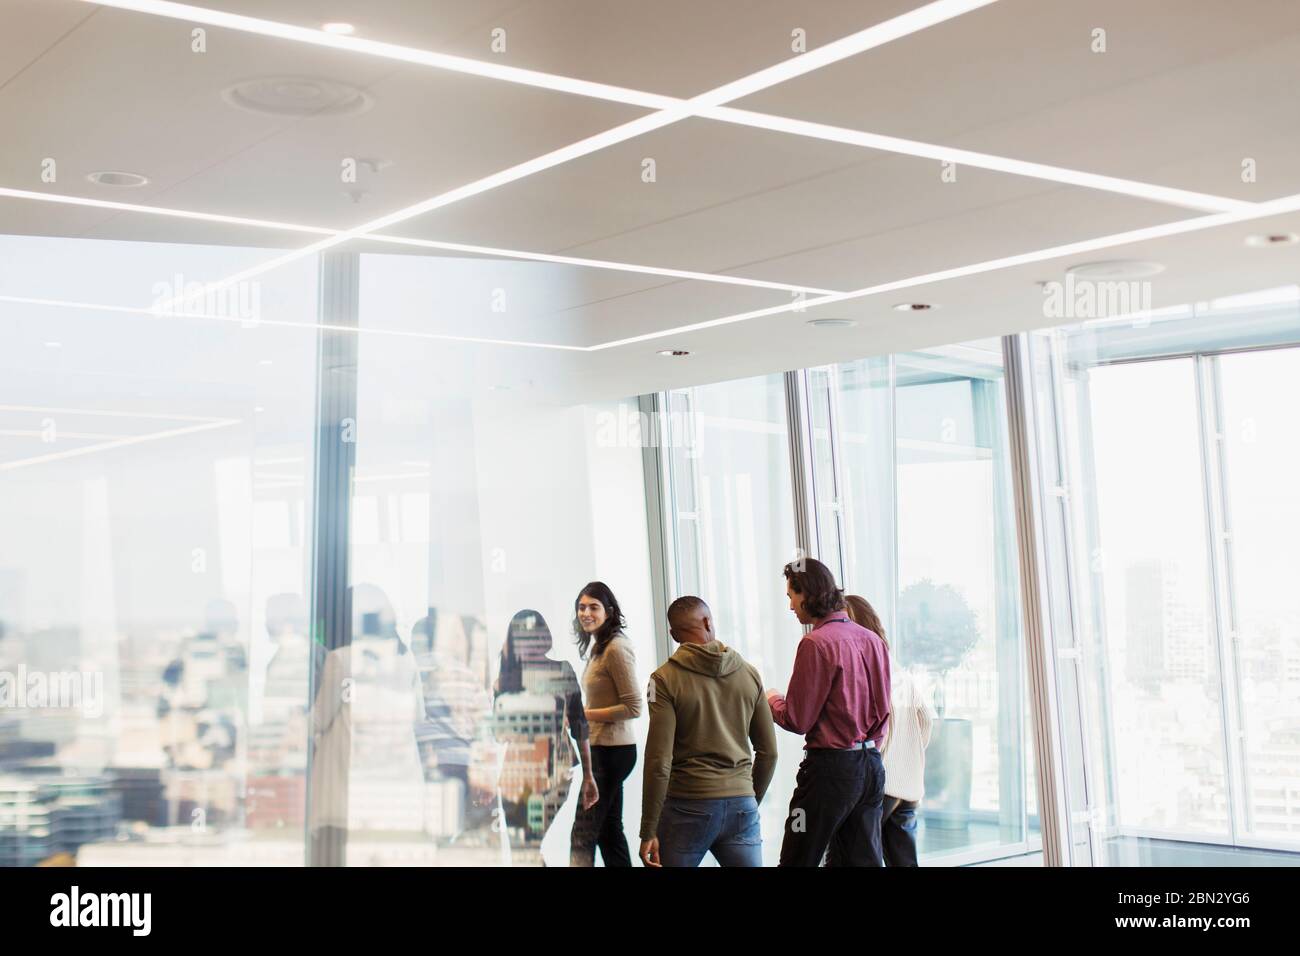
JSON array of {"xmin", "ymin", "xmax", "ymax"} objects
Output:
[
  {"xmin": 846, "ymin": 594, "xmax": 933, "ymax": 867},
  {"xmin": 413, "ymin": 609, "xmax": 491, "ymax": 792},
  {"xmin": 308, "ymin": 584, "xmax": 426, "ymax": 855},
  {"xmin": 570, "ymin": 582, "xmax": 642, "ymax": 867},
  {"xmin": 766, "ymin": 559, "xmax": 891, "ymax": 866},
  {"xmin": 492, "ymin": 610, "xmax": 596, "ymax": 858}
]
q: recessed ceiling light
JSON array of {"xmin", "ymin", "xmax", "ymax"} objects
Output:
[
  {"xmin": 658, "ymin": 349, "xmax": 690, "ymax": 357},
  {"xmin": 321, "ymin": 22, "xmax": 354, "ymax": 35},
  {"xmin": 807, "ymin": 318, "xmax": 857, "ymax": 328},
  {"xmin": 1245, "ymin": 232, "xmax": 1299, "ymax": 247},
  {"xmin": 893, "ymin": 302, "xmax": 935, "ymax": 312},
  {"xmin": 86, "ymin": 170, "xmax": 149, "ymax": 188},
  {"xmin": 1066, "ymin": 259, "xmax": 1165, "ymax": 279}
]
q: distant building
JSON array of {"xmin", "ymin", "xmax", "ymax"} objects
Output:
[
  {"xmin": 0, "ymin": 775, "xmax": 121, "ymax": 866},
  {"xmin": 246, "ymin": 774, "xmax": 306, "ymax": 830},
  {"xmin": 497, "ymin": 738, "xmax": 551, "ymax": 804},
  {"xmin": 493, "ymin": 692, "xmax": 563, "ymax": 741},
  {"xmin": 107, "ymin": 767, "xmax": 167, "ymax": 826},
  {"xmin": 1125, "ymin": 559, "xmax": 1209, "ymax": 688}
]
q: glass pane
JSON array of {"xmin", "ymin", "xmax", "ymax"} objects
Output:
[
  {"xmin": 1219, "ymin": 348, "xmax": 1300, "ymax": 842},
  {"xmin": 0, "ymin": 235, "xmax": 318, "ymax": 865},
  {"xmin": 893, "ymin": 351, "xmax": 1027, "ymax": 861},
  {"xmin": 313, "ymin": 251, "xmax": 658, "ymax": 865},
  {"xmin": 675, "ymin": 373, "xmax": 799, "ymax": 865},
  {"xmin": 832, "ymin": 356, "xmax": 895, "ymax": 634},
  {"xmin": 1084, "ymin": 359, "xmax": 1228, "ymax": 836}
]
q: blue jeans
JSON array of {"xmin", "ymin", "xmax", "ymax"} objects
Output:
[
  {"xmin": 882, "ymin": 796, "xmax": 920, "ymax": 867},
  {"xmin": 657, "ymin": 795, "xmax": 762, "ymax": 867}
]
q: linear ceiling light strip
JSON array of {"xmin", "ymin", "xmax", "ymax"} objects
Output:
[
  {"xmin": 701, "ymin": 107, "xmax": 1252, "ymax": 214},
  {"xmin": 0, "ymin": 186, "xmax": 837, "ymax": 295},
  {"xmin": 77, "ymin": 0, "xmax": 678, "ymax": 109},
  {"xmin": 0, "ymin": 418, "xmax": 241, "ymax": 472},
  {"xmin": 588, "ymin": 190, "xmax": 1300, "ymax": 350},
  {"xmin": 81, "ymin": 1, "xmax": 1243, "ymax": 215},
  {"xmin": 10, "ymin": 191, "xmax": 1300, "ymax": 354},
  {"xmin": 92, "ymin": 0, "xmax": 1001, "ymax": 310},
  {"xmin": 0, "ymin": 294, "xmax": 588, "ymax": 351}
]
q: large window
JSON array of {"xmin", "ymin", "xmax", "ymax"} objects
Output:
[
  {"xmin": 1027, "ymin": 290, "xmax": 1300, "ymax": 863},
  {"xmin": 1216, "ymin": 349, "xmax": 1300, "ymax": 840},
  {"xmin": 0, "ymin": 235, "xmax": 318, "ymax": 865},
  {"xmin": 804, "ymin": 343, "xmax": 1034, "ymax": 863},
  {"xmin": 0, "ymin": 241, "xmax": 656, "ymax": 867},
  {"xmin": 660, "ymin": 343, "xmax": 1037, "ymax": 866},
  {"xmin": 1086, "ymin": 359, "xmax": 1228, "ymax": 835},
  {"xmin": 660, "ymin": 373, "xmax": 802, "ymax": 865}
]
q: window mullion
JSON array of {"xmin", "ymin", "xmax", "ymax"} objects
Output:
[{"xmin": 1194, "ymin": 355, "xmax": 1250, "ymax": 842}]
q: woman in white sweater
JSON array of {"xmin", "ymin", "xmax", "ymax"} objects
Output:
[{"xmin": 845, "ymin": 595, "xmax": 935, "ymax": 867}]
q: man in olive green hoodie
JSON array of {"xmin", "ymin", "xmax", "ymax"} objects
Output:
[{"xmin": 639, "ymin": 596, "xmax": 778, "ymax": 867}]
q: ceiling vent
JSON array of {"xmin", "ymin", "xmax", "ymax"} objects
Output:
[{"xmin": 222, "ymin": 76, "xmax": 374, "ymax": 117}]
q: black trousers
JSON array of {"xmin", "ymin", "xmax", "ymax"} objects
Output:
[
  {"xmin": 779, "ymin": 745, "xmax": 885, "ymax": 867},
  {"xmin": 882, "ymin": 796, "xmax": 921, "ymax": 867},
  {"xmin": 570, "ymin": 743, "xmax": 636, "ymax": 867}
]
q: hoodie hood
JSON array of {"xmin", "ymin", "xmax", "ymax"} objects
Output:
[{"xmin": 670, "ymin": 639, "xmax": 743, "ymax": 678}]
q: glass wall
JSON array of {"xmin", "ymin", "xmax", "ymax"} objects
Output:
[
  {"xmin": 5, "ymin": 228, "xmax": 1297, "ymax": 870},
  {"xmin": 0, "ymin": 235, "xmax": 318, "ymax": 865},
  {"xmin": 891, "ymin": 345, "xmax": 1029, "ymax": 859},
  {"xmin": 1027, "ymin": 290, "xmax": 1300, "ymax": 864},
  {"xmin": 0, "ymin": 240, "xmax": 656, "ymax": 866},
  {"xmin": 1218, "ymin": 348, "xmax": 1300, "ymax": 841},
  {"xmin": 659, "ymin": 373, "xmax": 802, "ymax": 865},
  {"xmin": 659, "ymin": 341, "xmax": 1037, "ymax": 866}
]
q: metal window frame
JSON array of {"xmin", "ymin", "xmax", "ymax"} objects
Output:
[
  {"xmin": 783, "ymin": 369, "xmax": 817, "ymax": 567},
  {"xmin": 304, "ymin": 249, "xmax": 359, "ymax": 868},
  {"xmin": 639, "ymin": 392, "xmax": 676, "ymax": 665},
  {"xmin": 1002, "ymin": 334, "xmax": 1070, "ymax": 867}
]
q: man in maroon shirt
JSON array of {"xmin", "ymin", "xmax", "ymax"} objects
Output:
[{"xmin": 766, "ymin": 557, "xmax": 891, "ymax": 866}]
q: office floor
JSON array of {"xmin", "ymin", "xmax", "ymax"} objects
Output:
[{"xmin": 970, "ymin": 836, "xmax": 1300, "ymax": 867}]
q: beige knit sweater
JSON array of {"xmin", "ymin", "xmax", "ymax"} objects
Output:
[
  {"xmin": 581, "ymin": 633, "xmax": 642, "ymax": 746},
  {"xmin": 882, "ymin": 669, "xmax": 936, "ymax": 802}
]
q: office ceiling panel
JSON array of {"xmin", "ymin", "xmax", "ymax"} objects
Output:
[{"xmin": 2, "ymin": 0, "xmax": 1298, "ymax": 405}]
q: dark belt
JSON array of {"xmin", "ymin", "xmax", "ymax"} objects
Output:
[{"xmin": 811, "ymin": 739, "xmax": 877, "ymax": 752}]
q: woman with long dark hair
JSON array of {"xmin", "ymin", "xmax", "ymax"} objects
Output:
[
  {"xmin": 569, "ymin": 581, "xmax": 642, "ymax": 866},
  {"xmin": 845, "ymin": 594, "xmax": 933, "ymax": 867}
]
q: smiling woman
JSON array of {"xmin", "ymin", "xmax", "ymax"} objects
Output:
[{"xmin": 570, "ymin": 580, "xmax": 642, "ymax": 866}]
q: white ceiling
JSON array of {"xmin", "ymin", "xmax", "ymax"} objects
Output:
[{"xmin": 2, "ymin": 0, "xmax": 1300, "ymax": 406}]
